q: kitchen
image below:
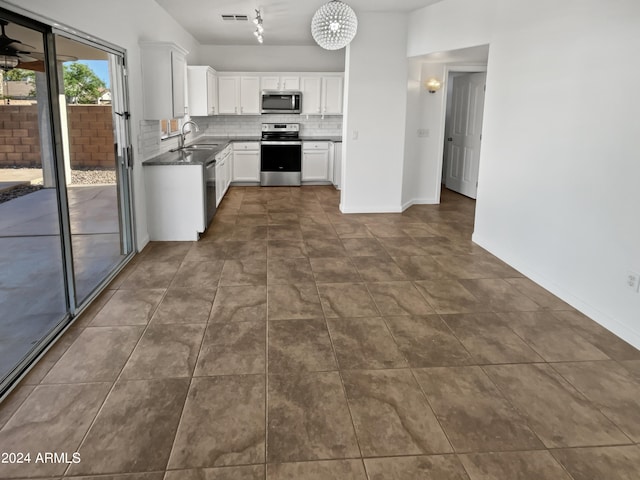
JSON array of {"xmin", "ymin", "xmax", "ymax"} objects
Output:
[{"xmin": 142, "ymin": 60, "xmax": 346, "ymax": 240}]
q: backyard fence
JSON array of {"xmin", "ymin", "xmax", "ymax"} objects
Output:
[{"xmin": 0, "ymin": 104, "xmax": 115, "ymax": 169}]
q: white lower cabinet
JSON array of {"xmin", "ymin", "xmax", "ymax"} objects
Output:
[
  {"xmin": 232, "ymin": 142, "xmax": 260, "ymax": 182},
  {"xmin": 144, "ymin": 164, "xmax": 204, "ymax": 241},
  {"xmin": 302, "ymin": 141, "xmax": 331, "ymax": 182},
  {"xmin": 215, "ymin": 145, "xmax": 232, "ymax": 206}
]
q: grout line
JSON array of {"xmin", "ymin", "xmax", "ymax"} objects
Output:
[{"xmin": 60, "ymin": 250, "xmax": 184, "ymax": 477}]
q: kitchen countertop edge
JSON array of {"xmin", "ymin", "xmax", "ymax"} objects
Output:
[{"xmin": 143, "ymin": 135, "xmax": 342, "ymax": 166}]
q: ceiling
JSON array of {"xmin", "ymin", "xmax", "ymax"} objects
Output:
[{"xmin": 155, "ymin": 0, "xmax": 444, "ymax": 46}]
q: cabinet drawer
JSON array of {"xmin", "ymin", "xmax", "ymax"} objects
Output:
[
  {"xmin": 303, "ymin": 141, "xmax": 330, "ymax": 151},
  {"xmin": 233, "ymin": 142, "xmax": 260, "ymax": 151}
]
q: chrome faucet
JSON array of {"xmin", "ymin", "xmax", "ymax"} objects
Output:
[{"xmin": 178, "ymin": 120, "xmax": 199, "ymax": 149}]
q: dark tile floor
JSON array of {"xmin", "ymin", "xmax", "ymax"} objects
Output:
[
  {"xmin": 0, "ymin": 186, "xmax": 125, "ymax": 382},
  {"xmin": 1, "ymin": 186, "xmax": 640, "ymax": 479}
]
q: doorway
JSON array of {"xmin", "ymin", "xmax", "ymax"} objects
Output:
[
  {"xmin": 0, "ymin": 8, "xmax": 135, "ymax": 395},
  {"xmin": 442, "ymin": 70, "xmax": 487, "ymax": 200}
]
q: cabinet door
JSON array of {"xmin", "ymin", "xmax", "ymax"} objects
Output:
[
  {"xmin": 240, "ymin": 77, "xmax": 260, "ymax": 114},
  {"xmin": 233, "ymin": 151, "xmax": 260, "ymax": 182},
  {"xmin": 218, "ymin": 77, "xmax": 239, "ymax": 114},
  {"xmin": 281, "ymin": 76, "xmax": 300, "ymax": 91},
  {"xmin": 261, "ymin": 76, "xmax": 280, "ymax": 91},
  {"xmin": 322, "ymin": 76, "xmax": 343, "ymax": 115},
  {"xmin": 224, "ymin": 152, "xmax": 232, "ymax": 194},
  {"xmin": 215, "ymin": 161, "xmax": 224, "ymax": 206},
  {"xmin": 302, "ymin": 151, "xmax": 330, "ymax": 181},
  {"xmin": 171, "ymin": 50, "xmax": 186, "ymax": 118},
  {"xmin": 300, "ymin": 76, "xmax": 322, "ymax": 115},
  {"xmin": 187, "ymin": 66, "xmax": 216, "ymax": 116},
  {"xmin": 207, "ymin": 69, "xmax": 218, "ymax": 115}
]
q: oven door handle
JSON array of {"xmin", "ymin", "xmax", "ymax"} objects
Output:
[{"xmin": 261, "ymin": 141, "xmax": 302, "ymax": 146}]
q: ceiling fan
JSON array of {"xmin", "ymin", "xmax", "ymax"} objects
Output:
[
  {"xmin": 0, "ymin": 19, "xmax": 38, "ymax": 70},
  {"xmin": 0, "ymin": 20, "xmax": 77, "ymax": 72}
]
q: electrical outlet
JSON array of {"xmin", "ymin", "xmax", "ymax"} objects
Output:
[
  {"xmin": 418, "ymin": 129, "xmax": 429, "ymax": 138},
  {"xmin": 626, "ymin": 271, "xmax": 640, "ymax": 292},
  {"xmin": 352, "ymin": 130, "xmax": 359, "ymax": 140}
]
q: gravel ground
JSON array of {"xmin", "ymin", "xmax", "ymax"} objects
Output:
[
  {"xmin": 71, "ymin": 169, "xmax": 117, "ymax": 185},
  {"xmin": 0, "ymin": 185, "xmax": 43, "ymax": 204},
  {"xmin": 0, "ymin": 168, "xmax": 116, "ymax": 204}
]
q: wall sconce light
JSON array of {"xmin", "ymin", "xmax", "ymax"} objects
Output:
[{"xmin": 424, "ymin": 77, "xmax": 442, "ymax": 93}]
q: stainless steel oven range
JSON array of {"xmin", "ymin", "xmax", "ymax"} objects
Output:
[{"xmin": 260, "ymin": 123, "xmax": 301, "ymax": 186}]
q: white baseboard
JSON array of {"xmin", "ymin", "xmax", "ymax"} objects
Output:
[
  {"xmin": 137, "ymin": 234, "xmax": 150, "ymax": 253},
  {"xmin": 472, "ymin": 233, "xmax": 640, "ymax": 350},
  {"xmin": 401, "ymin": 197, "xmax": 439, "ymax": 211}
]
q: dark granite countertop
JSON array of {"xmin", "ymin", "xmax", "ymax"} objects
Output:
[
  {"xmin": 300, "ymin": 136, "xmax": 343, "ymax": 142},
  {"xmin": 143, "ymin": 135, "xmax": 342, "ymax": 166}
]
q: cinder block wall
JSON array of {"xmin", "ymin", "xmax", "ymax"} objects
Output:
[
  {"xmin": 67, "ymin": 105, "xmax": 115, "ymax": 169},
  {"xmin": 0, "ymin": 105, "xmax": 114, "ymax": 169},
  {"xmin": 0, "ymin": 105, "xmax": 41, "ymax": 167}
]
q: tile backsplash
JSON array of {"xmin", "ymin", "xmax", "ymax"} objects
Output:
[
  {"xmin": 139, "ymin": 114, "xmax": 342, "ymax": 162},
  {"xmin": 192, "ymin": 114, "xmax": 343, "ymax": 138}
]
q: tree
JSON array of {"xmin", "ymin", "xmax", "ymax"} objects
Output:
[
  {"xmin": 4, "ymin": 68, "xmax": 35, "ymax": 83},
  {"xmin": 2, "ymin": 68, "xmax": 36, "ymax": 98},
  {"xmin": 63, "ymin": 62, "xmax": 105, "ymax": 104}
]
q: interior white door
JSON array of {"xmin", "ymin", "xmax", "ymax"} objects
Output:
[{"xmin": 445, "ymin": 72, "xmax": 486, "ymax": 199}]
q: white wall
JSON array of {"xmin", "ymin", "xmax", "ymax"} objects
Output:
[
  {"xmin": 407, "ymin": 0, "xmax": 494, "ymax": 57},
  {"xmin": 402, "ymin": 62, "xmax": 449, "ymax": 206},
  {"xmin": 199, "ymin": 45, "xmax": 344, "ymax": 72},
  {"xmin": 7, "ymin": 0, "xmax": 201, "ymax": 250},
  {"xmin": 401, "ymin": 58, "xmax": 423, "ymax": 208},
  {"xmin": 408, "ymin": 0, "xmax": 640, "ymax": 347},
  {"xmin": 341, "ymin": 12, "xmax": 409, "ymax": 213}
]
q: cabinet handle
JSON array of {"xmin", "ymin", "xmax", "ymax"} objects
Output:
[
  {"xmin": 235, "ymin": 107, "xmax": 237, "ymax": 114},
  {"xmin": 240, "ymin": 106, "xmax": 243, "ymax": 114}
]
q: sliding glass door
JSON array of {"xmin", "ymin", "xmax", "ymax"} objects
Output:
[
  {"xmin": 54, "ymin": 33, "xmax": 134, "ymax": 306},
  {"xmin": 0, "ymin": 15, "xmax": 69, "ymax": 388},
  {"xmin": 0, "ymin": 8, "xmax": 135, "ymax": 395}
]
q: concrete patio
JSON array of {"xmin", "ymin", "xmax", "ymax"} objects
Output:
[{"xmin": 0, "ymin": 184, "xmax": 125, "ymax": 382}]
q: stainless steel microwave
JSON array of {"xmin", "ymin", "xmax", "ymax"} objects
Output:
[{"xmin": 261, "ymin": 91, "xmax": 302, "ymax": 114}]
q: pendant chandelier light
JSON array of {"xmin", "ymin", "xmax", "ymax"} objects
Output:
[{"xmin": 311, "ymin": 0, "xmax": 358, "ymax": 51}]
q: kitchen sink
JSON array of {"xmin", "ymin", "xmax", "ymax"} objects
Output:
[{"xmin": 171, "ymin": 144, "xmax": 219, "ymax": 152}]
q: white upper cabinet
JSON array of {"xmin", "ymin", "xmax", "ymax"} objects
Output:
[
  {"xmin": 261, "ymin": 75, "xmax": 300, "ymax": 91},
  {"xmin": 300, "ymin": 75, "xmax": 343, "ymax": 115},
  {"xmin": 322, "ymin": 76, "xmax": 344, "ymax": 115},
  {"xmin": 140, "ymin": 42, "xmax": 188, "ymax": 119},
  {"xmin": 281, "ymin": 76, "xmax": 300, "ymax": 91},
  {"xmin": 240, "ymin": 76, "xmax": 260, "ymax": 114},
  {"xmin": 217, "ymin": 76, "xmax": 260, "ymax": 115},
  {"xmin": 187, "ymin": 66, "xmax": 218, "ymax": 116},
  {"xmin": 301, "ymin": 76, "xmax": 322, "ymax": 115},
  {"xmin": 261, "ymin": 76, "xmax": 280, "ymax": 91},
  {"xmin": 216, "ymin": 72, "xmax": 342, "ymax": 116},
  {"xmin": 217, "ymin": 76, "xmax": 239, "ymax": 114}
]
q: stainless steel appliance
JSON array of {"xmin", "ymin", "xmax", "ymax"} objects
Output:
[
  {"xmin": 204, "ymin": 158, "xmax": 216, "ymax": 226},
  {"xmin": 261, "ymin": 91, "xmax": 302, "ymax": 114},
  {"xmin": 260, "ymin": 123, "xmax": 302, "ymax": 186}
]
